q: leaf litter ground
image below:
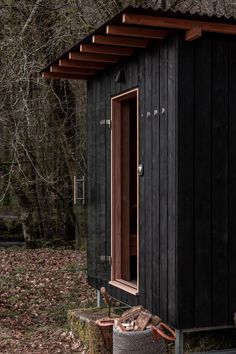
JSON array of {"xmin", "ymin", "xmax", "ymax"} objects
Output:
[{"xmin": 0, "ymin": 249, "xmax": 96, "ymax": 354}]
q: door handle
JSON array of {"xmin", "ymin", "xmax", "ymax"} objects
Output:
[
  {"xmin": 138, "ymin": 164, "xmax": 144, "ymax": 176},
  {"xmin": 73, "ymin": 176, "xmax": 85, "ymax": 205}
]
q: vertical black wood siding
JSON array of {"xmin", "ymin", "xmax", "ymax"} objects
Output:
[
  {"xmin": 229, "ymin": 38, "xmax": 236, "ymax": 325},
  {"xmin": 177, "ymin": 33, "xmax": 236, "ymax": 328},
  {"xmin": 87, "ymin": 32, "xmax": 236, "ymax": 329},
  {"xmin": 87, "ymin": 36, "xmax": 177, "ymax": 325}
]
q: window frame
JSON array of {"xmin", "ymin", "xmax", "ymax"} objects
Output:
[{"xmin": 109, "ymin": 88, "xmax": 139, "ymax": 296}]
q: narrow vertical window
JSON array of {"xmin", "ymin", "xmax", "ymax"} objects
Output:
[{"xmin": 110, "ymin": 88, "xmax": 139, "ymax": 295}]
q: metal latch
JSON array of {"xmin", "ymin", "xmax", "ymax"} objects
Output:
[{"xmin": 100, "ymin": 119, "xmax": 111, "ymax": 129}]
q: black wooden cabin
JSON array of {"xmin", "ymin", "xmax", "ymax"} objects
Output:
[{"xmin": 42, "ymin": 4, "xmax": 236, "ymax": 330}]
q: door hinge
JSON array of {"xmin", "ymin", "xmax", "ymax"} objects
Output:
[
  {"xmin": 107, "ymin": 256, "xmax": 112, "ymax": 266},
  {"xmin": 100, "ymin": 119, "xmax": 111, "ymax": 129},
  {"xmin": 99, "ymin": 255, "xmax": 112, "ymax": 266}
]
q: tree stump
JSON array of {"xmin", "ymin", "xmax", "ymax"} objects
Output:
[{"xmin": 68, "ymin": 308, "xmax": 114, "ymax": 354}]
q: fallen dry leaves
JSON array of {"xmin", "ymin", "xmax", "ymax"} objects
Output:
[{"xmin": 0, "ymin": 249, "xmax": 96, "ymax": 354}]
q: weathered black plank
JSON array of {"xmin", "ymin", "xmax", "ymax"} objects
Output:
[
  {"xmin": 99, "ymin": 73, "xmax": 107, "ymax": 284},
  {"xmin": 90, "ymin": 79, "xmax": 97, "ymax": 285},
  {"xmin": 144, "ymin": 46, "xmax": 153, "ymax": 312},
  {"xmin": 194, "ymin": 35, "xmax": 212, "ymax": 327},
  {"xmin": 151, "ymin": 43, "xmax": 160, "ymax": 318},
  {"xmin": 121, "ymin": 60, "xmax": 131, "ymax": 307},
  {"xmin": 131, "ymin": 52, "xmax": 139, "ymax": 88},
  {"xmin": 129, "ymin": 54, "xmax": 139, "ymax": 309},
  {"xmin": 95, "ymin": 76, "xmax": 101, "ymax": 286},
  {"xmin": 105, "ymin": 70, "xmax": 111, "ymax": 283},
  {"xmin": 86, "ymin": 80, "xmax": 93, "ymax": 281},
  {"xmin": 138, "ymin": 50, "xmax": 146, "ymax": 308},
  {"xmin": 88, "ymin": 79, "xmax": 98, "ymax": 286},
  {"xmin": 124, "ymin": 58, "xmax": 131, "ymax": 92},
  {"xmin": 167, "ymin": 34, "xmax": 177, "ymax": 326},
  {"xmin": 229, "ymin": 39, "xmax": 236, "ymax": 321},
  {"xmin": 177, "ymin": 37, "xmax": 195, "ymax": 328},
  {"xmin": 94, "ymin": 78, "xmax": 100, "ymax": 285},
  {"xmin": 159, "ymin": 39, "xmax": 168, "ymax": 321},
  {"xmin": 211, "ymin": 36, "xmax": 229, "ymax": 325},
  {"xmin": 110, "ymin": 66, "xmax": 121, "ymax": 303}
]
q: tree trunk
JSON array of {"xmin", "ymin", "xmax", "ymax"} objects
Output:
[
  {"xmin": 21, "ymin": 210, "xmax": 36, "ymax": 247},
  {"xmin": 68, "ymin": 308, "xmax": 113, "ymax": 354}
]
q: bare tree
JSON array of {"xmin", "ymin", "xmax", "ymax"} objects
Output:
[{"xmin": 2, "ymin": 0, "xmax": 199, "ymax": 245}]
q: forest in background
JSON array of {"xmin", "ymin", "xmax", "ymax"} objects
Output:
[
  {"xmin": 0, "ymin": 0, "xmax": 227, "ymax": 246},
  {"xmin": 0, "ymin": 0, "xmax": 139, "ymax": 247}
]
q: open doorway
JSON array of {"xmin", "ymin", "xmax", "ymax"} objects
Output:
[{"xmin": 110, "ymin": 88, "xmax": 139, "ymax": 295}]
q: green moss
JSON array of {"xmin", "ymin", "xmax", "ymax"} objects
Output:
[
  {"xmin": 50, "ymin": 304, "xmax": 72, "ymax": 325},
  {"xmin": 68, "ymin": 308, "xmax": 114, "ymax": 353}
]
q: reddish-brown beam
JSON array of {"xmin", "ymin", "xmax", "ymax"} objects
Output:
[
  {"xmin": 59, "ymin": 59, "xmax": 106, "ymax": 69},
  {"xmin": 50, "ymin": 65, "xmax": 96, "ymax": 75},
  {"xmin": 106, "ymin": 25, "xmax": 168, "ymax": 39},
  {"xmin": 92, "ymin": 35, "xmax": 150, "ymax": 48},
  {"xmin": 69, "ymin": 52, "xmax": 120, "ymax": 63},
  {"xmin": 122, "ymin": 13, "xmax": 236, "ymax": 36},
  {"xmin": 185, "ymin": 27, "xmax": 202, "ymax": 41},
  {"xmin": 42, "ymin": 72, "xmax": 88, "ymax": 80},
  {"xmin": 80, "ymin": 43, "xmax": 134, "ymax": 56}
]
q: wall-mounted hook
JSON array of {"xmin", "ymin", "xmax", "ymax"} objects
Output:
[
  {"xmin": 154, "ymin": 109, "xmax": 159, "ymax": 118},
  {"xmin": 161, "ymin": 107, "xmax": 166, "ymax": 115}
]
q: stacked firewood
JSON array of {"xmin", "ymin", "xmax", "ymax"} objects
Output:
[
  {"xmin": 114, "ymin": 306, "xmax": 161, "ymax": 332},
  {"xmin": 97, "ymin": 305, "xmax": 161, "ymax": 332}
]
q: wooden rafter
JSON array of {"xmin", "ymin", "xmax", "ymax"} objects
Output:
[
  {"xmin": 106, "ymin": 25, "xmax": 168, "ymax": 39},
  {"xmin": 42, "ymin": 72, "xmax": 88, "ymax": 80},
  {"xmin": 185, "ymin": 27, "xmax": 202, "ymax": 41},
  {"xmin": 42, "ymin": 8, "xmax": 236, "ymax": 79},
  {"xmin": 69, "ymin": 51, "xmax": 120, "ymax": 63},
  {"xmin": 80, "ymin": 44, "xmax": 134, "ymax": 56},
  {"xmin": 59, "ymin": 59, "xmax": 106, "ymax": 69},
  {"xmin": 50, "ymin": 66, "xmax": 96, "ymax": 75},
  {"xmin": 122, "ymin": 13, "xmax": 236, "ymax": 36},
  {"xmin": 92, "ymin": 35, "xmax": 150, "ymax": 48}
]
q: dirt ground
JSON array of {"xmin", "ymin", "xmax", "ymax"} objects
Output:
[
  {"xmin": 0, "ymin": 249, "xmax": 96, "ymax": 354},
  {"xmin": 1, "ymin": 249, "xmax": 236, "ymax": 354}
]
